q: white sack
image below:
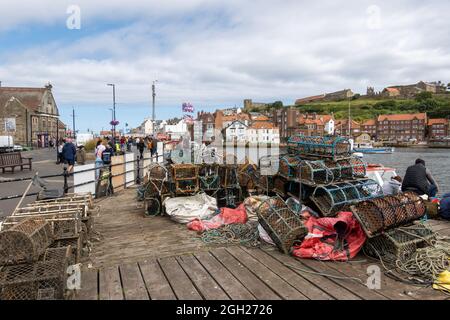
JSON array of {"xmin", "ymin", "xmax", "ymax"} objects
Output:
[{"xmin": 164, "ymin": 193, "xmax": 218, "ymax": 224}]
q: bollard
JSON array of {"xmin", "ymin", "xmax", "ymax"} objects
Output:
[{"xmin": 63, "ymin": 166, "xmax": 69, "ymax": 194}]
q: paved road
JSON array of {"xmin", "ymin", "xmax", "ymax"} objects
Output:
[{"xmin": 0, "ymin": 148, "xmax": 73, "ymax": 219}]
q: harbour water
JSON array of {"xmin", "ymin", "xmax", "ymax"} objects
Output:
[{"xmin": 364, "ymin": 148, "xmax": 450, "ymax": 196}]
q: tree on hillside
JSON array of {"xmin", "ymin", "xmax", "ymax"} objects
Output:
[
  {"xmin": 271, "ymin": 101, "xmax": 284, "ymax": 109},
  {"xmin": 415, "ymin": 91, "xmax": 433, "ymax": 101}
]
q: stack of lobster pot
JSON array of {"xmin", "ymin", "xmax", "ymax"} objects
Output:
[
  {"xmin": 280, "ymin": 135, "xmax": 384, "ymax": 217},
  {"xmin": 217, "ymin": 164, "xmax": 242, "ymax": 208},
  {"xmin": 0, "ymin": 219, "xmax": 71, "ymax": 300},
  {"xmin": 0, "ymin": 192, "xmax": 95, "ymax": 267},
  {"xmin": 138, "ymin": 163, "xmax": 171, "ymax": 216},
  {"xmin": 350, "ymin": 192, "xmax": 433, "ymax": 263}
]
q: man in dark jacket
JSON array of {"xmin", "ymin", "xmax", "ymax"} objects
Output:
[
  {"xmin": 62, "ymin": 138, "xmax": 77, "ymax": 173},
  {"xmin": 402, "ymin": 158, "xmax": 438, "ymax": 197}
]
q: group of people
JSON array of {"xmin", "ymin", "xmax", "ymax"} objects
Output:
[
  {"xmin": 382, "ymin": 158, "xmax": 439, "ymax": 197},
  {"xmin": 56, "ymin": 138, "xmax": 85, "ymax": 173},
  {"xmin": 136, "ymin": 135, "xmax": 158, "ymax": 160}
]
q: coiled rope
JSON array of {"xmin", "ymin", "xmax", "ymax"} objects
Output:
[{"xmin": 201, "ymin": 222, "xmax": 260, "ymax": 247}]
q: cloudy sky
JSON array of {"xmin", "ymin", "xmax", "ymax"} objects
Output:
[{"xmin": 0, "ymin": 0, "xmax": 449, "ymax": 132}]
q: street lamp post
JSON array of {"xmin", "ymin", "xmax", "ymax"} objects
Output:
[
  {"xmin": 152, "ymin": 80, "xmax": 158, "ymax": 135},
  {"xmin": 107, "ymin": 83, "xmax": 116, "ymax": 143}
]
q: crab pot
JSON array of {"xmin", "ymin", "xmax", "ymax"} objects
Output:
[
  {"xmin": 279, "ymin": 155, "xmax": 302, "ymax": 179},
  {"xmin": 257, "ymin": 196, "xmax": 308, "ymax": 254},
  {"xmin": 287, "ymin": 135, "xmax": 351, "ymax": 160},
  {"xmin": 0, "ymin": 219, "xmax": 53, "ymax": 266},
  {"xmin": 256, "ymin": 174, "xmax": 273, "ymax": 195},
  {"xmin": 272, "ymin": 174, "xmax": 289, "ymax": 197},
  {"xmin": 298, "ymin": 160, "xmax": 334, "ymax": 186},
  {"xmin": 311, "ymin": 179, "xmax": 383, "ymax": 217},
  {"xmin": 50, "ymin": 238, "xmax": 81, "ymax": 264},
  {"xmin": 148, "ymin": 163, "xmax": 168, "ymax": 181},
  {"xmin": 144, "ymin": 197, "xmax": 162, "ymax": 216},
  {"xmin": 219, "ymin": 165, "xmax": 240, "ymax": 188},
  {"xmin": 217, "ymin": 188, "xmax": 242, "ymax": 208},
  {"xmin": 199, "ymin": 164, "xmax": 221, "ymax": 191},
  {"xmin": 170, "ymin": 164, "xmax": 199, "ymax": 195},
  {"xmin": 238, "ymin": 163, "xmax": 259, "ymax": 191},
  {"xmin": 350, "ymin": 192, "xmax": 427, "ymax": 237},
  {"xmin": 323, "ymin": 157, "xmax": 367, "ymax": 181},
  {"xmin": 0, "ymin": 250, "xmax": 69, "ymax": 300},
  {"xmin": 363, "ymin": 224, "xmax": 435, "ymax": 263}
]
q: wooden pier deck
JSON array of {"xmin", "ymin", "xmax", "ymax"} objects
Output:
[{"xmin": 76, "ymin": 189, "xmax": 450, "ymax": 300}]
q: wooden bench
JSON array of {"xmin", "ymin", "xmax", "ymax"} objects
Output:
[{"xmin": 0, "ymin": 152, "xmax": 32, "ymax": 173}]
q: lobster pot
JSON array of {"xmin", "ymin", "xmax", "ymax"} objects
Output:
[
  {"xmin": 199, "ymin": 165, "xmax": 221, "ymax": 191},
  {"xmin": 298, "ymin": 160, "xmax": 333, "ymax": 186},
  {"xmin": 50, "ymin": 238, "xmax": 81, "ymax": 264},
  {"xmin": 257, "ymin": 197, "xmax": 308, "ymax": 254},
  {"xmin": 238, "ymin": 164, "xmax": 259, "ymax": 191},
  {"xmin": 217, "ymin": 188, "xmax": 242, "ymax": 208},
  {"xmin": 0, "ymin": 249, "xmax": 69, "ymax": 300},
  {"xmin": 219, "ymin": 165, "xmax": 240, "ymax": 188},
  {"xmin": 279, "ymin": 155, "xmax": 302, "ymax": 179},
  {"xmin": 287, "ymin": 135, "xmax": 351, "ymax": 160},
  {"xmin": 272, "ymin": 175, "xmax": 289, "ymax": 197},
  {"xmin": 149, "ymin": 163, "xmax": 168, "ymax": 181},
  {"xmin": 350, "ymin": 192, "xmax": 427, "ymax": 237},
  {"xmin": 311, "ymin": 179, "xmax": 383, "ymax": 217},
  {"xmin": 0, "ymin": 219, "xmax": 53, "ymax": 266},
  {"xmin": 144, "ymin": 197, "xmax": 162, "ymax": 216},
  {"xmin": 170, "ymin": 164, "xmax": 199, "ymax": 195},
  {"xmin": 256, "ymin": 174, "xmax": 273, "ymax": 195},
  {"xmin": 363, "ymin": 224, "xmax": 435, "ymax": 263},
  {"xmin": 324, "ymin": 157, "xmax": 367, "ymax": 181}
]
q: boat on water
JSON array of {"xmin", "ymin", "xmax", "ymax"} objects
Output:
[
  {"xmin": 365, "ymin": 163, "xmax": 397, "ymax": 186},
  {"xmin": 353, "ymin": 143, "xmax": 394, "ymax": 154}
]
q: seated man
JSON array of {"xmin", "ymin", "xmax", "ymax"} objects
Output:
[{"xmin": 402, "ymin": 158, "xmax": 438, "ymax": 197}]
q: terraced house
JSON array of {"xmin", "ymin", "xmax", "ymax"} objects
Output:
[
  {"xmin": 376, "ymin": 113, "xmax": 427, "ymax": 142},
  {"xmin": 428, "ymin": 118, "xmax": 449, "ymax": 139},
  {"xmin": 0, "ymin": 83, "xmax": 65, "ymax": 147}
]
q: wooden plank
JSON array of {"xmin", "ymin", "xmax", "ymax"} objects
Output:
[
  {"xmin": 177, "ymin": 254, "xmax": 230, "ymax": 300},
  {"xmin": 111, "ymin": 155, "xmax": 125, "ymax": 192},
  {"xmin": 226, "ymin": 247, "xmax": 308, "ymax": 300},
  {"xmin": 320, "ymin": 259, "xmax": 410, "ymax": 300},
  {"xmin": 99, "ymin": 266, "xmax": 124, "ymax": 300},
  {"xmin": 241, "ymin": 247, "xmax": 333, "ymax": 300},
  {"xmin": 194, "ymin": 251, "xmax": 255, "ymax": 300},
  {"xmin": 265, "ymin": 250, "xmax": 360, "ymax": 300},
  {"xmin": 158, "ymin": 256, "xmax": 203, "ymax": 300},
  {"xmin": 75, "ymin": 268, "xmax": 98, "ymax": 300},
  {"xmin": 210, "ymin": 247, "xmax": 280, "ymax": 300},
  {"xmin": 139, "ymin": 260, "xmax": 176, "ymax": 300},
  {"xmin": 119, "ymin": 263, "xmax": 149, "ymax": 300},
  {"xmin": 295, "ymin": 258, "xmax": 387, "ymax": 300}
]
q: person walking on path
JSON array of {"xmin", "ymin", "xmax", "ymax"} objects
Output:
[
  {"xmin": 62, "ymin": 138, "xmax": 77, "ymax": 173},
  {"xmin": 95, "ymin": 140, "xmax": 106, "ymax": 179},
  {"xmin": 137, "ymin": 138, "xmax": 145, "ymax": 159},
  {"xmin": 57, "ymin": 139, "xmax": 65, "ymax": 164},
  {"xmin": 402, "ymin": 158, "xmax": 439, "ymax": 197}
]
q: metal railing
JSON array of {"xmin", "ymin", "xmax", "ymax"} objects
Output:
[{"xmin": 0, "ymin": 154, "xmax": 162, "ymax": 201}]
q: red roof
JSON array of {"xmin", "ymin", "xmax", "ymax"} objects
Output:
[
  {"xmin": 428, "ymin": 118, "xmax": 448, "ymax": 125},
  {"xmin": 384, "ymin": 87, "xmax": 400, "ymax": 94},
  {"xmin": 362, "ymin": 119, "xmax": 376, "ymax": 126},
  {"xmin": 249, "ymin": 121, "xmax": 275, "ymax": 129},
  {"xmin": 377, "ymin": 113, "xmax": 427, "ymax": 122}
]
